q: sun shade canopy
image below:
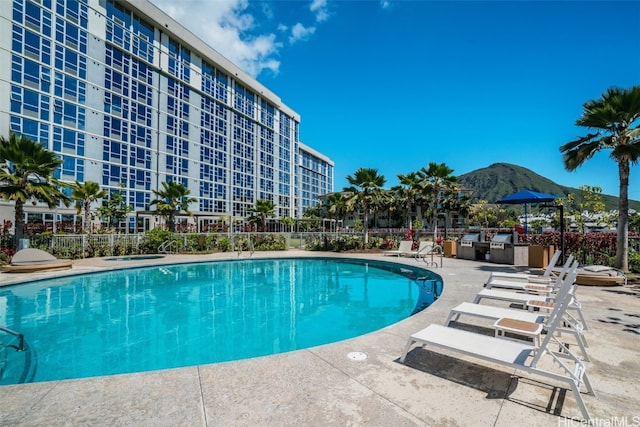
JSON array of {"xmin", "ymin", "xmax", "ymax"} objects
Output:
[{"xmin": 495, "ymin": 190, "xmax": 560, "ymax": 205}]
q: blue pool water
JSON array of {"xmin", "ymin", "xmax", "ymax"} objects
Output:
[{"xmin": 0, "ymin": 258, "xmax": 442, "ymax": 385}]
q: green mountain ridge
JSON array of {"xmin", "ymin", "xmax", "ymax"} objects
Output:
[{"xmin": 457, "ymin": 163, "xmax": 640, "ymax": 212}]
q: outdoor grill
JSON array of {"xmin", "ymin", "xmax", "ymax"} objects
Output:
[
  {"xmin": 460, "ymin": 232, "xmax": 480, "ymax": 247},
  {"xmin": 488, "ymin": 231, "xmax": 528, "ymax": 265},
  {"xmin": 457, "ymin": 232, "xmax": 487, "ymax": 260},
  {"xmin": 490, "ymin": 232, "xmax": 514, "ymax": 250}
]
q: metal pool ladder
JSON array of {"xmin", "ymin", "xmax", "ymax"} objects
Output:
[{"xmin": 0, "ymin": 326, "xmax": 25, "ymax": 353}]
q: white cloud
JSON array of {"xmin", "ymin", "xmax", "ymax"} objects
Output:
[
  {"xmin": 289, "ymin": 23, "xmax": 316, "ymax": 44},
  {"xmin": 148, "ymin": 0, "xmax": 332, "ymax": 77},
  {"xmin": 149, "ymin": 0, "xmax": 280, "ymax": 77},
  {"xmin": 310, "ymin": 0, "xmax": 329, "ymax": 22},
  {"xmin": 380, "ymin": 0, "xmax": 392, "ymax": 9}
]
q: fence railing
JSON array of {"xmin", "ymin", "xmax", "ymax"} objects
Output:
[{"xmin": 16, "ymin": 230, "xmax": 636, "ymax": 265}]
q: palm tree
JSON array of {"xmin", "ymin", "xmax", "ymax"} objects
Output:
[
  {"xmin": 70, "ymin": 180, "xmax": 107, "ymax": 233},
  {"xmin": 560, "ymin": 86, "xmax": 640, "ymax": 272},
  {"xmin": 280, "ymin": 216, "xmax": 295, "ymax": 232},
  {"xmin": 393, "ymin": 171, "xmax": 422, "ymax": 229},
  {"xmin": 96, "ymin": 184, "xmax": 133, "ymax": 230},
  {"xmin": 326, "ymin": 192, "xmax": 347, "ymax": 230},
  {"xmin": 343, "ymin": 168, "xmax": 386, "ymax": 245},
  {"xmin": 0, "ymin": 133, "xmax": 70, "ymax": 242},
  {"xmin": 247, "ymin": 199, "xmax": 276, "ymax": 231},
  {"xmin": 417, "ymin": 162, "xmax": 457, "ymax": 239},
  {"xmin": 149, "ymin": 181, "xmax": 196, "ymax": 232},
  {"xmin": 441, "ymin": 191, "xmax": 473, "ymax": 230}
]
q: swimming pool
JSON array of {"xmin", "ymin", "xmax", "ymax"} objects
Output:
[
  {"xmin": 105, "ymin": 255, "xmax": 165, "ymax": 261},
  {"xmin": 0, "ymin": 257, "xmax": 442, "ymax": 385}
]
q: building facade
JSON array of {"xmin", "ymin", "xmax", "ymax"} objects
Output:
[
  {"xmin": 297, "ymin": 143, "xmax": 333, "ymax": 218},
  {"xmin": 0, "ymin": 0, "xmax": 333, "ymax": 232}
]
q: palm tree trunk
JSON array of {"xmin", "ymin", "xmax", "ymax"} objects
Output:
[
  {"xmin": 14, "ymin": 200, "xmax": 24, "ymax": 243},
  {"xmin": 433, "ymin": 205, "xmax": 438, "ymax": 240},
  {"xmin": 168, "ymin": 213, "xmax": 175, "ymax": 232},
  {"xmin": 83, "ymin": 201, "xmax": 91, "ymax": 233},
  {"xmin": 363, "ymin": 212, "xmax": 369, "ymax": 246},
  {"xmin": 616, "ymin": 160, "xmax": 630, "ymax": 272}
]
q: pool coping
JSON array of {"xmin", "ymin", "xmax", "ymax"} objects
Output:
[{"xmin": 1, "ymin": 250, "xmax": 639, "ymax": 426}]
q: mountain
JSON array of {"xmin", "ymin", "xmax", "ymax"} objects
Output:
[{"xmin": 457, "ymin": 163, "xmax": 640, "ymax": 211}]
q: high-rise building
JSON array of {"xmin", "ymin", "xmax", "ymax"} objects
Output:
[
  {"xmin": 0, "ymin": 0, "xmax": 333, "ymax": 232},
  {"xmin": 297, "ymin": 143, "xmax": 333, "ymax": 218}
]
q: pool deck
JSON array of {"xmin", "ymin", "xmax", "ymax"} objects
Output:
[{"xmin": 1, "ymin": 251, "xmax": 639, "ymax": 426}]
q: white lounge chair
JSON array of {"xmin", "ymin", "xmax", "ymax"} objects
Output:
[
  {"xmin": 486, "ymin": 255, "xmax": 574, "ymax": 291},
  {"xmin": 474, "ymin": 261, "xmax": 588, "ymax": 331},
  {"xmin": 401, "ymin": 240, "xmax": 433, "ymax": 258},
  {"xmin": 447, "ymin": 267, "xmax": 590, "ymax": 361},
  {"xmin": 383, "ymin": 240, "xmax": 413, "ymax": 257},
  {"xmin": 487, "ymin": 250, "xmax": 562, "ymax": 282},
  {"xmin": 400, "ymin": 278, "xmax": 595, "ymax": 421},
  {"xmin": 478, "ymin": 260, "xmax": 577, "ymax": 303},
  {"xmin": 413, "ymin": 241, "xmax": 443, "ymax": 267},
  {"xmin": 412, "ymin": 241, "xmax": 434, "ymax": 256}
]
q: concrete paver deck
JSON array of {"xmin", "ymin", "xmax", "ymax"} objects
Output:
[{"xmin": 1, "ymin": 251, "xmax": 639, "ymax": 426}]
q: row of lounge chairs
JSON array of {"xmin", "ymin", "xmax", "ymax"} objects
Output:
[{"xmin": 400, "ymin": 251, "xmax": 595, "ymax": 421}]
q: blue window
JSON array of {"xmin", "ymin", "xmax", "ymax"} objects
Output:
[
  {"xmin": 62, "ymin": 156, "xmax": 76, "ymax": 177},
  {"xmin": 25, "ymin": 2, "xmax": 40, "ymax": 27},
  {"xmin": 24, "ymin": 29, "xmax": 40, "ymax": 58}
]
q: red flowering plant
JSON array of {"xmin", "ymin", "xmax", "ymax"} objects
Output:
[
  {"xmin": 403, "ymin": 229, "xmax": 420, "ymax": 250},
  {"xmin": 0, "ymin": 248, "xmax": 15, "ymax": 265},
  {"xmin": 380, "ymin": 238, "xmax": 396, "ymax": 250},
  {"xmin": 403, "ymin": 229, "xmax": 416, "ymax": 240},
  {"xmin": 524, "ymin": 231, "xmax": 624, "ymax": 266}
]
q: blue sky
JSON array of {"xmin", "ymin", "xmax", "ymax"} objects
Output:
[{"xmin": 150, "ymin": 0, "xmax": 640, "ymax": 200}]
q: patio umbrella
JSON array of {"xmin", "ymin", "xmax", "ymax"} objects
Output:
[
  {"xmin": 496, "ymin": 189, "xmax": 564, "ymax": 260},
  {"xmin": 496, "ymin": 190, "xmax": 559, "ymax": 233}
]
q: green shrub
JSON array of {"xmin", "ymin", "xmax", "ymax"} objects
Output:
[
  {"xmin": 305, "ymin": 234, "xmax": 380, "ymax": 252},
  {"xmin": 140, "ymin": 229, "xmax": 176, "ymax": 254},
  {"xmin": 253, "ymin": 234, "xmax": 287, "ymax": 251},
  {"xmin": 629, "ymin": 250, "xmax": 640, "ymax": 273},
  {"xmin": 217, "ymin": 237, "xmax": 231, "ymax": 252}
]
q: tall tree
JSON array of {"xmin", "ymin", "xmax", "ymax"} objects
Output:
[
  {"xmin": 247, "ymin": 199, "xmax": 276, "ymax": 231},
  {"xmin": 280, "ymin": 216, "xmax": 295, "ymax": 232},
  {"xmin": 149, "ymin": 181, "xmax": 196, "ymax": 232},
  {"xmin": 325, "ymin": 192, "xmax": 347, "ymax": 230},
  {"xmin": 440, "ymin": 188, "xmax": 472, "ymax": 231},
  {"xmin": 560, "ymin": 86, "xmax": 640, "ymax": 272},
  {"xmin": 70, "ymin": 180, "xmax": 107, "ymax": 233},
  {"xmin": 96, "ymin": 184, "xmax": 133, "ymax": 231},
  {"xmin": 0, "ymin": 133, "xmax": 69, "ymax": 242},
  {"xmin": 343, "ymin": 168, "xmax": 386, "ymax": 245},
  {"xmin": 393, "ymin": 171, "xmax": 422, "ymax": 229},
  {"xmin": 417, "ymin": 162, "xmax": 457, "ymax": 239},
  {"xmin": 570, "ymin": 185, "xmax": 608, "ymax": 233}
]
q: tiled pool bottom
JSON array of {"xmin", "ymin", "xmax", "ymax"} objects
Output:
[{"xmin": 1, "ymin": 252, "xmax": 638, "ymax": 425}]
